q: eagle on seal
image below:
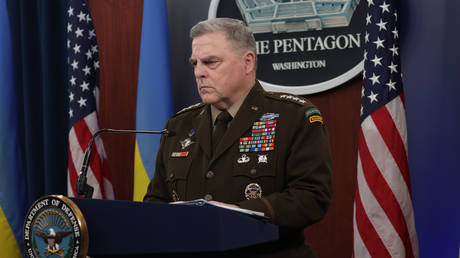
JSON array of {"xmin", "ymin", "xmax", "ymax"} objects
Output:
[{"xmin": 35, "ymin": 228, "xmax": 72, "ymax": 257}]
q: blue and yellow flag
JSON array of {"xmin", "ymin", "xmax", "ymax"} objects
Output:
[
  {"xmin": 133, "ymin": 0, "xmax": 173, "ymax": 201},
  {"xmin": 0, "ymin": 0, "xmax": 27, "ymax": 256}
]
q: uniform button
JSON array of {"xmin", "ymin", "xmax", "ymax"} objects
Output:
[
  {"xmin": 250, "ymin": 168, "xmax": 257, "ymax": 175},
  {"xmin": 204, "ymin": 194, "xmax": 213, "ymax": 201},
  {"xmin": 206, "ymin": 171, "xmax": 215, "ymax": 179}
]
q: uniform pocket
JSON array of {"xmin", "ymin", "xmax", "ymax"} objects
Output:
[
  {"xmin": 165, "ymin": 157, "xmax": 192, "ymax": 201},
  {"xmin": 232, "ymin": 165, "xmax": 276, "ymax": 200}
]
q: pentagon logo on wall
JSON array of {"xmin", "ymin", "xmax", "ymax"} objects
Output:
[{"xmin": 209, "ymin": 0, "xmax": 366, "ymax": 95}]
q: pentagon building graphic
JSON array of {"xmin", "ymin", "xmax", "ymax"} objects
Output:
[{"xmin": 236, "ymin": 0, "xmax": 361, "ymax": 34}]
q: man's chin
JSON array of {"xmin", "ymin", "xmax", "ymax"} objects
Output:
[{"xmin": 199, "ymin": 95, "xmax": 218, "ymax": 105}]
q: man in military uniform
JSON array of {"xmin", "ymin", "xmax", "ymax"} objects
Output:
[{"xmin": 144, "ymin": 18, "xmax": 333, "ymax": 258}]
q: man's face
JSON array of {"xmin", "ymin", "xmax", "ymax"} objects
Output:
[{"xmin": 190, "ymin": 31, "xmax": 253, "ymax": 109}]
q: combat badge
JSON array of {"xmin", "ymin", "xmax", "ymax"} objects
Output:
[
  {"xmin": 305, "ymin": 107, "xmax": 323, "ymax": 124},
  {"xmin": 23, "ymin": 195, "xmax": 88, "ymax": 258},
  {"xmin": 245, "ymin": 183, "xmax": 262, "ymax": 200},
  {"xmin": 258, "ymin": 154, "xmax": 268, "ymax": 163},
  {"xmin": 237, "ymin": 154, "xmax": 250, "ymax": 164}
]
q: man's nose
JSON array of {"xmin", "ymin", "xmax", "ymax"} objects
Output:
[{"xmin": 194, "ymin": 63, "xmax": 206, "ymax": 78}]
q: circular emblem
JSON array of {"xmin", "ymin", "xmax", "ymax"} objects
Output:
[
  {"xmin": 245, "ymin": 183, "xmax": 262, "ymax": 200},
  {"xmin": 23, "ymin": 195, "xmax": 88, "ymax": 258},
  {"xmin": 209, "ymin": 0, "xmax": 366, "ymax": 94}
]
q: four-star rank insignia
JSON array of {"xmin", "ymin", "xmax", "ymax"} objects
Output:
[{"xmin": 239, "ymin": 113, "xmax": 278, "ymax": 152}]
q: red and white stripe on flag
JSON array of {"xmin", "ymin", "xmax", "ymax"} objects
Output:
[
  {"xmin": 353, "ymin": 95, "xmax": 418, "ymax": 257},
  {"xmin": 354, "ymin": 0, "xmax": 418, "ymax": 256},
  {"xmin": 66, "ymin": 0, "xmax": 113, "ymax": 199},
  {"xmin": 68, "ymin": 112, "xmax": 114, "ymax": 199}
]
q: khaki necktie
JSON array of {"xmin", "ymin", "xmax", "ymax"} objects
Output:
[{"xmin": 212, "ymin": 110, "xmax": 232, "ymax": 154}]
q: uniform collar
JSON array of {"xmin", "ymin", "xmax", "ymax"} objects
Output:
[{"xmin": 210, "ymin": 87, "xmax": 251, "ymax": 126}]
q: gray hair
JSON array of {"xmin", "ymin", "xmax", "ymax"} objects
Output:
[{"xmin": 190, "ymin": 18, "xmax": 257, "ymax": 67}]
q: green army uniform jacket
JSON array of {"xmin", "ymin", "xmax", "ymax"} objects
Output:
[{"xmin": 144, "ymin": 81, "xmax": 333, "ymax": 258}]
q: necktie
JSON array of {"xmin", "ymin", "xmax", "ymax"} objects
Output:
[{"xmin": 212, "ymin": 110, "xmax": 232, "ymax": 154}]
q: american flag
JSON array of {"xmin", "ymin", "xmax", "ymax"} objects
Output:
[
  {"xmin": 353, "ymin": 0, "xmax": 419, "ymax": 257},
  {"xmin": 66, "ymin": 0, "xmax": 113, "ymax": 199}
]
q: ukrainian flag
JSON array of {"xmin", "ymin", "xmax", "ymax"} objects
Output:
[
  {"xmin": 0, "ymin": 0, "xmax": 27, "ymax": 256},
  {"xmin": 133, "ymin": 0, "xmax": 173, "ymax": 201}
]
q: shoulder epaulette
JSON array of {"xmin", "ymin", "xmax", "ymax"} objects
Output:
[
  {"xmin": 175, "ymin": 102, "xmax": 205, "ymax": 116},
  {"xmin": 265, "ymin": 91, "xmax": 309, "ymax": 106}
]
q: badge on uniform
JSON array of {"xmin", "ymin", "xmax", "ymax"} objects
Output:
[
  {"xmin": 180, "ymin": 138, "xmax": 193, "ymax": 149},
  {"xmin": 239, "ymin": 113, "xmax": 278, "ymax": 152},
  {"xmin": 237, "ymin": 154, "xmax": 250, "ymax": 164},
  {"xmin": 258, "ymin": 154, "xmax": 268, "ymax": 163},
  {"xmin": 305, "ymin": 108, "xmax": 323, "ymax": 124},
  {"xmin": 245, "ymin": 183, "xmax": 262, "ymax": 200},
  {"xmin": 179, "ymin": 128, "xmax": 196, "ymax": 149},
  {"xmin": 171, "ymin": 152, "xmax": 189, "ymax": 157}
]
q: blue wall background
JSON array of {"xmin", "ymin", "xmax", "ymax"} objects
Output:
[{"xmin": 400, "ymin": 1, "xmax": 460, "ymax": 256}]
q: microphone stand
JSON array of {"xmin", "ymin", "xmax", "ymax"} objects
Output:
[{"xmin": 76, "ymin": 128, "xmax": 175, "ymax": 198}]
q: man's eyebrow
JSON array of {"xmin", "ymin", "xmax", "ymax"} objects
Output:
[{"xmin": 189, "ymin": 55, "xmax": 220, "ymax": 65}]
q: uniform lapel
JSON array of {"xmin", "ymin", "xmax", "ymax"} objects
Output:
[
  {"xmin": 193, "ymin": 105, "xmax": 212, "ymax": 159},
  {"xmin": 210, "ymin": 83, "xmax": 264, "ymax": 165}
]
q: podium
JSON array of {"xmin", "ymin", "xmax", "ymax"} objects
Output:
[{"xmin": 71, "ymin": 198, "xmax": 278, "ymax": 257}]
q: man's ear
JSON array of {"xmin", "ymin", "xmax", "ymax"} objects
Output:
[{"xmin": 242, "ymin": 50, "xmax": 256, "ymax": 74}]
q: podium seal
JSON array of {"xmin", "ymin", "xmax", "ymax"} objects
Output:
[{"xmin": 23, "ymin": 195, "xmax": 88, "ymax": 258}]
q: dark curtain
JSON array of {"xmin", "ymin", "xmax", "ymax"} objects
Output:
[{"xmin": 6, "ymin": 0, "xmax": 68, "ymax": 207}]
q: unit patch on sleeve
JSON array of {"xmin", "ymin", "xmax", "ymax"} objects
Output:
[{"xmin": 305, "ymin": 107, "xmax": 323, "ymax": 124}]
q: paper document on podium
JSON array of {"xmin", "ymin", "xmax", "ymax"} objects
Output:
[{"xmin": 171, "ymin": 199, "xmax": 267, "ymax": 219}]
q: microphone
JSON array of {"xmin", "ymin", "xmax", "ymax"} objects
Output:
[{"xmin": 76, "ymin": 128, "xmax": 175, "ymax": 198}]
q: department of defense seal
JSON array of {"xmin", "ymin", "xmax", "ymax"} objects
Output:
[{"xmin": 23, "ymin": 195, "xmax": 88, "ymax": 258}]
